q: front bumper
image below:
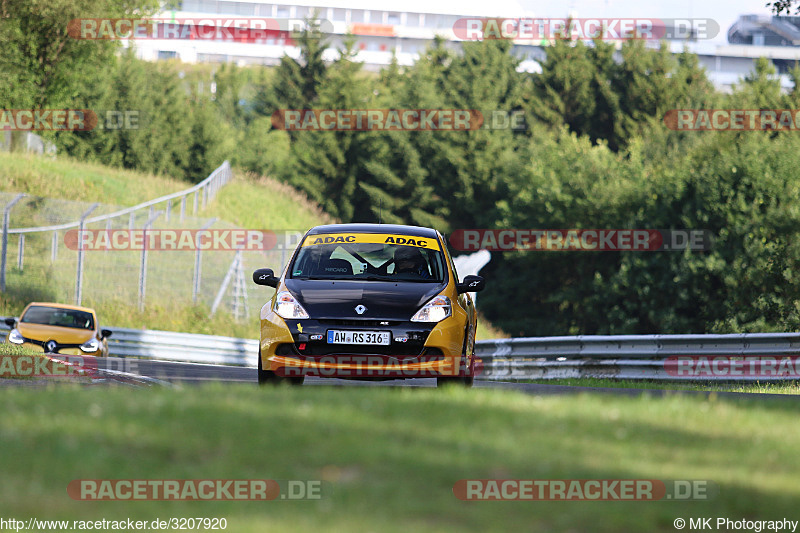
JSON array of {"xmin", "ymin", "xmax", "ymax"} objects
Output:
[
  {"xmin": 260, "ymin": 315, "xmax": 469, "ymax": 378},
  {"xmin": 6, "ymin": 337, "xmax": 104, "ymax": 357}
]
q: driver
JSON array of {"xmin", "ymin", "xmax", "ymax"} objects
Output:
[{"xmin": 394, "ymin": 247, "xmax": 430, "ymax": 278}]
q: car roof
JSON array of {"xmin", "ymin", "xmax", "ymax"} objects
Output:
[
  {"xmin": 24, "ymin": 302, "xmax": 97, "ymax": 315},
  {"xmin": 307, "ymin": 223, "xmax": 439, "ymax": 239}
]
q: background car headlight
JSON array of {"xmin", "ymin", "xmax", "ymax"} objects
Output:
[
  {"xmin": 80, "ymin": 338, "xmax": 100, "ymax": 353},
  {"xmin": 411, "ymin": 295, "xmax": 452, "ymax": 323},
  {"xmin": 7, "ymin": 329, "xmax": 24, "ymax": 344},
  {"xmin": 274, "ymin": 291, "xmax": 309, "ymax": 320}
]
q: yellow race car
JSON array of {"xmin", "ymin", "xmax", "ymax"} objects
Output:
[
  {"xmin": 5, "ymin": 302, "xmax": 111, "ymax": 357},
  {"xmin": 253, "ymin": 224, "xmax": 485, "ymax": 386}
]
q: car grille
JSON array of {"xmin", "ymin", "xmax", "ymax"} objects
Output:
[{"xmin": 317, "ymin": 319, "xmax": 403, "ymax": 327}]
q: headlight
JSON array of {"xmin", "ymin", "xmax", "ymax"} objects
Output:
[
  {"xmin": 411, "ymin": 295, "xmax": 452, "ymax": 323},
  {"xmin": 274, "ymin": 291, "xmax": 309, "ymax": 320},
  {"xmin": 7, "ymin": 329, "xmax": 23, "ymax": 344},
  {"xmin": 80, "ymin": 338, "xmax": 100, "ymax": 353}
]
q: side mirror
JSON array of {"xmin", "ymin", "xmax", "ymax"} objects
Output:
[
  {"xmin": 253, "ymin": 268, "xmax": 279, "ymax": 288},
  {"xmin": 457, "ymin": 275, "xmax": 485, "ymax": 294},
  {"xmin": 4, "ymin": 317, "xmax": 16, "ymax": 328},
  {"xmin": 101, "ymin": 329, "xmax": 112, "ymax": 339}
]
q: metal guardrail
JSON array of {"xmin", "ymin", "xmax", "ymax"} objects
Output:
[
  {"xmin": 0, "ymin": 318, "xmax": 257, "ymax": 366},
  {"xmin": 474, "ymin": 334, "xmax": 800, "ymax": 381},
  {"xmin": 104, "ymin": 327, "xmax": 258, "ymax": 366},
  {"xmin": 3, "ymin": 318, "xmax": 800, "ymax": 380},
  {"xmin": 474, "ymin": 333, "xmax": 800, "ymax": 359}
]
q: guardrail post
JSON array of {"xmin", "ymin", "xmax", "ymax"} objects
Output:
[
  {"xmin": 51, "ymin": 231, "xmax": 58, "ymax": 262},
  {"xmin": 180, "ymin": 196, "xmax": 186, "ymax": 222},
  {"xmin": 17, "ymin": 234, "xmax": 24, "ymax": 271},
  {"xmin": 193, "ymin": 191, "xmax": 198, "ymax": 214},
  {"xmin": 129, "ymin": 212, "xmax": 135, "ymax": 230},
  {"xmin": 75, "ymin": 203, "xmax": 100, "ymax": 306},
  {"xmin": 193, "ymin": 218, "xmax": 217, "ymax": 304},
  {"xmin": 139, "ymin": 212, "xmax": 161, "ymax": 311},
  {"xmin": 1, "ymin": 193, "xmax": 25, "ymax": 292},
  {"xmin": 165, "ymin": 199, "xmax": 171, "ymax": 222}
]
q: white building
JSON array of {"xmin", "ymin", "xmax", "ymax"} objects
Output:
[{"xmin": 128, "ymin": 2, "xmax": 800, "ymax": 91}]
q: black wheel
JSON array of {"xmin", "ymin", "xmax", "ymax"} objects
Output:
[
  {"xmin": 437, "ymin": 336, "xmax": 474, "ymax": 388},
  {"xmin": 437, "ymin": 375, "xmax": 473, "ymax": 387},
  {"xmin": 257, "ymin": 351, "xmax": 278, "ymax": 385},
  {"xmin": 258, "ymin": 351, "xmax": 304, "ymax": 386}
]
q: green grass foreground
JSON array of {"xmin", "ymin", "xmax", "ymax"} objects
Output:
[{"xmin": 0, "ymin": 384, "xmax": 798, "ymax": 531}]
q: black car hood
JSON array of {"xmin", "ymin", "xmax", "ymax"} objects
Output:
[{"xmin": 284, "ymin": 279, "xmax": 446, "ymax": 321}]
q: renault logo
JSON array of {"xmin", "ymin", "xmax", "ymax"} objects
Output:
[
  {"xmin": 45, "ymin": 340, "xmax": 57, "ymax": 353},
  {"xmin": 355, "ymin": 305, "xmax": 367, "ymax": 315}
]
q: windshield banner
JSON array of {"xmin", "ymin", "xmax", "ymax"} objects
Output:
[{"xmin": 301, "ymin": 233, "xmax": 440, "ymax": 250}]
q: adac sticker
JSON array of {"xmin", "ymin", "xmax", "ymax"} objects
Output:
[{"xmin": 302, "ymin": 233, "xmax": 440, "ymax": 250}]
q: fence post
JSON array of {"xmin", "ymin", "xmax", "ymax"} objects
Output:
[
  {"xmin": 166, "ymin": 199, "xmax": 171, "ymax": 222},
  {"xmin": 193, "ymin": 218, "xmax": 217, "ymax": 304},
  {"xmin": 17, "ymin": 234, "xmax": 24, "ymax": 271},
  {"xmin": 51, "ymin": 231, "xmax": 58, "ymax": 263},
  {"xmin": 180, "ymin": 196, "xmax": 186, "ymax": 222},
  {"xmin": 1, "ymin": 193, "xmax": 25, "ymax": 292},
  {"xmin": 105, "ymin": 220, "xmax": 112, "ymax": 255},
  {"xmin": 138, "ymin": 212, "xmax": 161, "ymax": 311},
  {"xmin": 75, "ymin": 203, "xmax": 100, "ymax": 306},
  {"xmin": 210, "ymin": 251, "xmax": 239, "ymax": 317}
]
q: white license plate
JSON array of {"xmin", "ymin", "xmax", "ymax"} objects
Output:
[{"xmin": 327, "ymin": 330, "xmax": 391, "ymax": 345}]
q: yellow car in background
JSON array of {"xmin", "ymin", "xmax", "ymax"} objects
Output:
[{"xmin": 4, "ymin": 302, "xmax": 111, "ymax": 357}]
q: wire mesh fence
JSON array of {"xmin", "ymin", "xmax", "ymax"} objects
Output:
[{"xmin": 0, "ymin": 163, "xmax": 302, "ymax": 322}]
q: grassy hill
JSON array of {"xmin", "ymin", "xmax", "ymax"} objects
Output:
[
  {"xmin": 0, "ymin": 152, "xmax": 503, "ymax": 340},
  {"xmin": 0, "ymin": 152, "xmax": 333, "ymax": 338}
]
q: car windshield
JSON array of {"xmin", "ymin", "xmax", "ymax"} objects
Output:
[
  {"xmin": 290, "ymin": 238, "xmax": 446, "ymax": 283},
  {"xmin": 20, "ymin": 306, "xmax": 94, "ymax": 330}
]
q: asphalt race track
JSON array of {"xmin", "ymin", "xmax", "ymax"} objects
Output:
[{"xmin": 96, "ymin": 357, "xmax": 799, "ymax": 400}]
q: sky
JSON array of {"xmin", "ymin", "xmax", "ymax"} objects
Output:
[{"xmin": 335, "ymin": 0, "xmax": 775, "ymax": 44}]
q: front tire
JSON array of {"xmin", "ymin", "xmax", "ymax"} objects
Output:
[
  {"xmin": 257, "ymin": 351, "xmax": 278, "ymax": 385},
  {"xmin": 437, "ymin": 374, "xmax": 473, "ymax": 387},
  {"xmin": 437, "ymin": 337, "xmax": 474, "ymax": 388},
  {"xmin": 258, "ymin": 350, "xmax": 304, "ymax": 386}
]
